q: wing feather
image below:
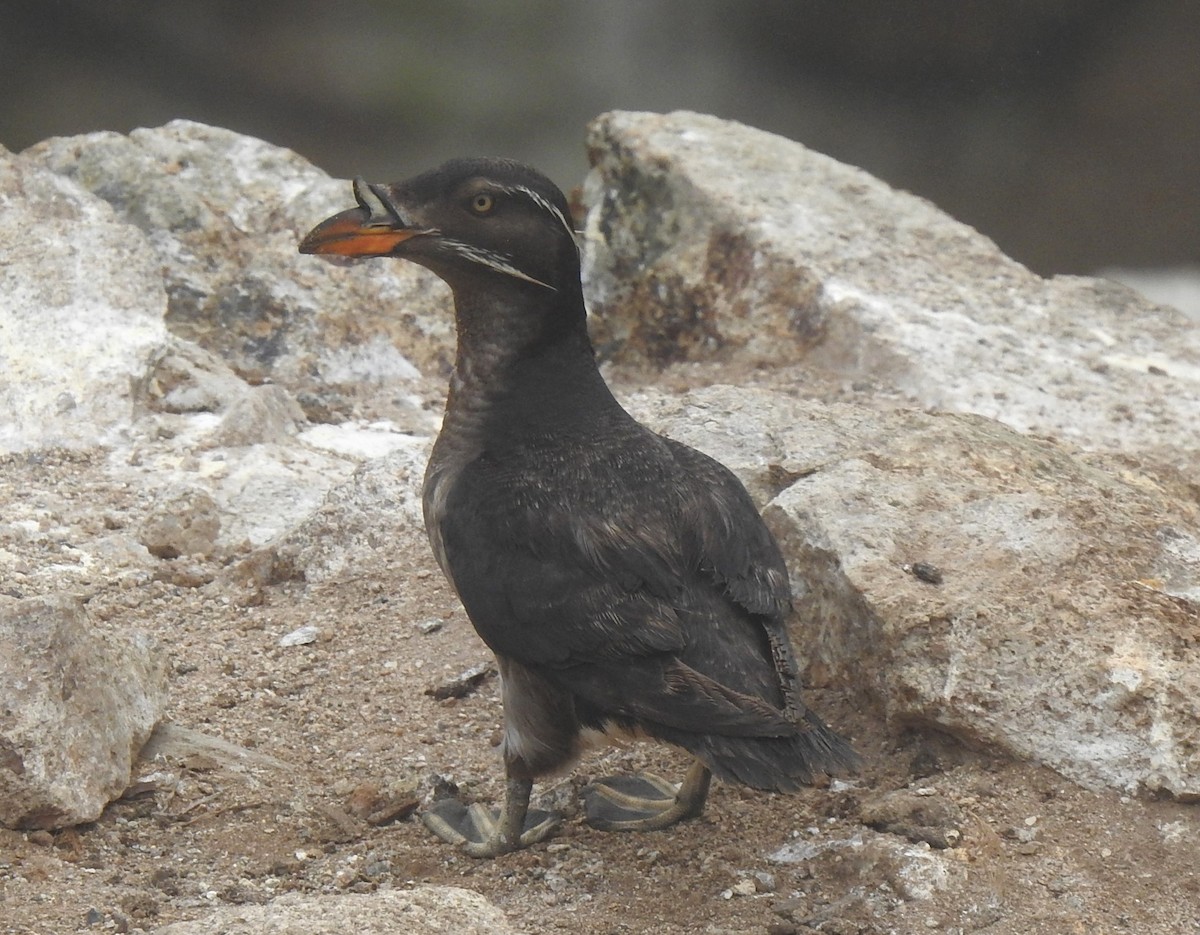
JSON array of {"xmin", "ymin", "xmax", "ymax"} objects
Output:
[{"xmin": 437, "ymin": 427, "xmax": 802, "ymax": 736}]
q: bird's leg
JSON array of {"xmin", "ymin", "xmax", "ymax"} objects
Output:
[
  {"xmin": 583, "ymin": 759, "xmax": 713, "ymax": 831},
  {"xmin": 421, "ymin": 775, "xmax": 562, "ymax": 858}
]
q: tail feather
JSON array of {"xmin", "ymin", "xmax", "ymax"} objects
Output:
[{"xmin": 652, "ymin": 708, "xmax": 860, "ymax": 792}]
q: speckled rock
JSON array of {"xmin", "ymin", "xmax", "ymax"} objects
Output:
[
  {"xmin": 23, "ymin": 121, "xmax": 446, "ymax": 426},
  {"xmin": 150, "ymin": 886, "xmax": 523, "ymax": 935},
  {"xmin": 0, "ymin": 594, "xmax": 168, "ymax": 828},
  {"xmin": 583, "ymin": 111, "xmax": 1200, "ymax": 479},
  {"xmin": 210, "ymin": 384, "xmax": 305, "ymax": 447},
  {"xmin": 632, "ymin": 385, "xmax": 1200, "ymax": 798},
  {"xmin": 269, "ymin": 442, "xmax": 431, "ymax": 585},
  {"xmin": 0, "ymin": 144, "xmax": 169, "ymax": 453},
  {"xmin": 769, "ymin": 828, "xmax": 964, "ymax": 903},
  {"xmin": 138, "ymin": 486, "xmax": 222, "ymax": 559}
]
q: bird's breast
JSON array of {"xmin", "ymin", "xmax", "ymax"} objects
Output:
[{"xmin": 422, "ymin": 428, "xmax": 482, "ymax": 586}]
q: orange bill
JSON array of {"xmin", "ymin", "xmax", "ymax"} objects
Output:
[{"xmin": 298, "ymin": 207, "xmax": 420, "ymax": 257}]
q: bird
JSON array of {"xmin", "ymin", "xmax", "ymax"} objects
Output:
[{"xmin": 299, "ymin": 158, "xmax": 859, "ymax": 857}]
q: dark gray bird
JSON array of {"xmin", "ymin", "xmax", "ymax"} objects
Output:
[{"xmin": 299, "ymin": 159, "xmax": 858, "ymax": 857}]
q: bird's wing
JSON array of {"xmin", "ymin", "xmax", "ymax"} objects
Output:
[
  {"xmin": 439, "ymin": 449, "xmax": 690, "ymax": 666},
  {"xmin": 661, "ymin": 437, "xmax": 793, "ymax": 620},
  {"xmin": 658, "ymin": 436, "xmax": 809, "ymax": 724},
  {"xmin": 437, "ymin": 433, "xmax": 804, "ymax": 733}
]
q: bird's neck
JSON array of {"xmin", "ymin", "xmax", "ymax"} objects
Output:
[{"xmin": 442, "ymin": 284, "xmax": 625, "ymax": 446}]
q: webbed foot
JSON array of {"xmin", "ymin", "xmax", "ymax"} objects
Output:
[
  {"xmin": 421, "ymin": 777, "xmax": 560, "ymax": 857},
  {"xmin": 583, "ymin": 760, "xmax": 712, "ymax": 832}
]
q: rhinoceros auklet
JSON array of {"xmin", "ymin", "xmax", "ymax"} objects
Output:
[{"xmin": 300, "ymin": 159, "xmax": 858, "ymax": 857}]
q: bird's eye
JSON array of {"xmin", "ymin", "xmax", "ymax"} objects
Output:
[{"xmin": 470, "ymin": 192, "xmax": 495, "ymax": 215}]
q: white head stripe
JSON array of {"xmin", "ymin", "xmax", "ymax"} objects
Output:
[
  {"xmin": 440, "ymin": 237, "xmax": 556, "ymax": 290},
  {"xmin": 500, "ymin": 184, "xmax": 579, "ymax": 250}
]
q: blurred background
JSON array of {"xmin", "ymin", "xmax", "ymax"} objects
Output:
[{"xmin": 2, "ymin": 0, "xmax": 1197, "ymax": 283}]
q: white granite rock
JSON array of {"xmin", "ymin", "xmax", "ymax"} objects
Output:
[
  {"xmin": 0, "ymin": 594, "xmax": 168, "ymax": 828},
  {"xmin": 0, "ymin": 145, "xmax": 169, "ymax": 453},
  {"xmin": 635, "ymin": 385, "xmax": 1200, "ymax": 797},
  {"xmin": 583, "ymin": 111, "xmax": 1200, "ymax": 479},
  {"xmin": 270, "ymin": 442, "xmax": 431, "ymax": 585},
  {"xmin": 24, "ymin": 121, "xmax": 449, "ymax": 427},
  {"xmin": 151, "ymin": 886, "xmax": 522, "ymax": 935}
]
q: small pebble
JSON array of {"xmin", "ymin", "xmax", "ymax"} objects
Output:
[
  {"xmin": 1046, "ymin": 875, "xmax": 1072, "ymax": 896},
  {"xmin": 772, "ymin": 896, "xmax": 807, "ymax": 919},
  {"xmin": 425, "ymin": 661, "xmax": 496, "ymax": 700},
  {"xmin": 909, "ymin": 561, "xmax": 944, "ymax": 585},
  {"xmin": 279, "ymin": 625, "xmax": 319, "ymax": 647}
]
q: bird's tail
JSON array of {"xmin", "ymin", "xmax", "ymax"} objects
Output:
[{"xmin": 654, "ymin": 707, "xmax": 860, "ymax": 792}]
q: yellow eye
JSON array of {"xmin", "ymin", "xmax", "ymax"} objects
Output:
[{"xmin": 470, "ymin": 192, "xmax": 495, "ymax": 215}]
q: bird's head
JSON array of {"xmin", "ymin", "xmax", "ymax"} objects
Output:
[{"xmin": 300, "ymin": 158, "xmax": 581, "ymax": 298}]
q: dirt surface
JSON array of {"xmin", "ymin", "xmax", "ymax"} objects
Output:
[{"xmin": 2, "ymin": 373, "xmax": 1200, "ymax": 935}]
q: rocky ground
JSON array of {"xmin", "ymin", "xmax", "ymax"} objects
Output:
[
  {"xmin": 2, "ymin": 396, "xmax": 1199, "ymax": 935},
  {"xmin": 2, "ymin": 112, "xmax": 1199, "ymax": 934}
]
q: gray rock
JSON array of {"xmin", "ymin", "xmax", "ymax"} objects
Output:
[
  {"xmin": 138, "ymin": 486, "xmax": 222, "ymax": 560},
  {"xmin": 269, "ymin": 443, "xmax": 431, "ymax": 585},
  {"xmin": 0, "ymin": 144, "xmax": 169, "ymax": 453},
  {"xmin": 211, "ymin": 383, "xmax": 305, "ymax": 447},
  {"xmin": 859, "ymin": 789, "xmax": 964, "ymax": 849},
  {"xmin": 140, "ymin": 338, "xmax": 256, "ymax": 417},
  {"xmin": 24, "ymin": 121, "xmax": 451, "ymax": 425},
  {"xmin": 150, "ymin": 886, "xmax": 522, "ymax": 935},
  {"xmin": 768, "ymin": 829, "xmax": 963, "ymax": 902},
  {"xmin": 636, "ymin": 385, "xmax": 1200, "ymax": 797},
  {"xmin": 116, "ymin": 408, "xmax": 424, "ymax": 559},
  {"xmin": 166, "ymin": 442, "xmax": 365, "ymax": 551},
  {"xmin": 0, "ymin": 593, "xmax": 168, "ymax": 828},
  {"xmin": 583, "ymin": 111, "xmax": 1200, "ymax": 478},
  {"xmin": 279, "ymin": 624, "xmax": 320, "ymax": 647},
  {"xmin": 1103, "ymin": 266, "xmax": 1200, "ymax": 323}
]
